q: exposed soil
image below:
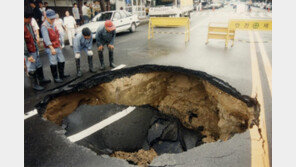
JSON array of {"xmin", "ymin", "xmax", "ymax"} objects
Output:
[
  {"xmin": 42, "ymin": 71, "xmax": 259, "ymax": 166},
  {"xmin": 45, "ymin": 72, "xmax": 257, "ymax": 142},
  {"xmin": 111, "ymin": 149, "xmax": 157, "ymax": 167}
]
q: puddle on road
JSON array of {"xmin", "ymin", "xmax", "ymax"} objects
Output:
[{"xmin": 37, "ymin": 65, "xmax": 260, "ymax": 166}]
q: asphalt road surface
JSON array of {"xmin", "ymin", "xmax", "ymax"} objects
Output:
[{"xmin": 25, "ymin": 5, "xmax": 272, "ymax": 167}]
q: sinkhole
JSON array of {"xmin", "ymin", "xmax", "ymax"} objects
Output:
[{"xmin": 36, "ymin": 65, "xmax": 260, "ymax": 166}]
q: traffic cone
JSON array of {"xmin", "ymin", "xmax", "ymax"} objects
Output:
[
  {"xmin": 268, "ymin": 8, "xmax": 270, "ymax": 12},
  {"xmin": 212, "ymin": 7, "xmax": 215, "ymax": 11}
]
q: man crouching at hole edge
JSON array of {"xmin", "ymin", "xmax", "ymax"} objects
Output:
[
  {"xmin": 73, "ymin": 27, "xmax": 96, "ymax": 77},
  {"xmin": 96, "ymin": 20, "xmax": 116, "ymax": 70}
]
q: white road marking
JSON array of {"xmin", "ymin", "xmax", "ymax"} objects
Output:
[
  {"xmin": 67, "ymin": 106, "xmax": 136, "ymax": 142},
  {"xmin": 24, "ymin": 109, "xmax": 38, "ymax": 120},
  {"xmin": 111, "ymin": 64, "xmax": 126, "ymax": 71}
]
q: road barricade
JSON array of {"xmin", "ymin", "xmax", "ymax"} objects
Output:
[
  {"xmin": 206, "ymin": 22, "xmax": 235, "ymax": 47},
  {"xmin": 148, "ymin": 17, "xmax": 190, "ymax": 42},
  {"xmin": 206, "ymin": 19, "xmax": 272, "ymax": 47}
]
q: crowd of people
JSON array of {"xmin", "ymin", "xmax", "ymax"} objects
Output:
[{"xmin": 25, "ymin": 1, "xmax": 117, "ymax": 91}]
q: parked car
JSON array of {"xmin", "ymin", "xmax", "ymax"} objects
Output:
[
  {"xmin": 75, "ymin": 10, "xmax": 140, "ymax": 39},
  {"xmin": 202, "ymin": 3, "xmax": 211, "ymax": 10}
]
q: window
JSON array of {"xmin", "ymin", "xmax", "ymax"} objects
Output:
[
  {"xmin": 113, "ymin": 12, "xmax": 121, "ymax": 20},
  {"xmin": 124, "ymin": 11, "xmax": 132, "ymax": 17},
  {"xmin": 119, "ymin": 11, "xmax": 127, "ymax": 18},
  {"xmin": 97, "ymin": 13, "xmax": 112, "ymax": 21}
]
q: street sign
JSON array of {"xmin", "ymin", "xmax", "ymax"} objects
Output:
[{"xmin": 228, "ymin": 19, "xmax": 272, "ymax": 31}]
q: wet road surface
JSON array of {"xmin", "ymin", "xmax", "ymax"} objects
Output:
[{"xmin": 25, "ymin": 5, "xmax": 272, "ymax": 167}]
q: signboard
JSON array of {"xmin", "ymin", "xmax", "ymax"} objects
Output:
[{"xmin": 229, "ymin": 19, "xmax": 272, "ymax": 31}]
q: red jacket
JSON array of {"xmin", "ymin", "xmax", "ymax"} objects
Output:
[
  {"xmin": 42, "ymin": 23, "xmax": 61, "ymax": 48},
  {"xmin": 24, "ymin": 24, "xmax": 36, "ymax": 53}
]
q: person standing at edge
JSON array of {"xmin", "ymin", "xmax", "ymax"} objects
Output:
[
  {"xmin": 72, "ymin": 3, "xmax": 81, "ymax": 25},
  {"xmin": 73, "ymin": 28, "xmax": 96, "ymax": 77},
  {"xmin": 82, "ymin": 2, "xmax": 90, "ymax": 24},
  {"xmin": 44, "ymin": 2, "xmax": 49, "ymax": 10},
  {"xmin": 96, "ymin": 20, "xmax": 116, "ymax": 70},
  {"xmin": 29, "ymin": 1, "xmax": 43, "ymax": 38},
  {"xmin": 93, "ymin": 1, "xmax": 101, "ymax": 15},
  {"xmin": 41, "ymin": 9, "xmax": 70, "ymax": 83},
  {"xmin": 55, "ymin": 14, "xmax": 66, "ymax": 48},
  {"xmin": 64, "ymin": 11, "xmax": 77, "ymax": 47},
  {"xmin": 24, "ymin": 11, "xmax": 51, "ymax": 91}
]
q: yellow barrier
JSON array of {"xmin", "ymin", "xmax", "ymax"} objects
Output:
[
  {"xmin": 148, "ymin": 17, "xmax": 190, "ymax": 42},
  {"xmin": 206, "ymin": 22, "xmax": 235, "ymax": 47},
  {"xmin": 206, "ymin": 19, "xmax": 272, "ymax": 47}
]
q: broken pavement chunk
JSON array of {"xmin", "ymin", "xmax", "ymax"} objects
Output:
[
  {"xmin": 160, "ymin": 121, "xmax": 178, "ymax": 142},
  {"xmin": 147, "ymin": 119, "xmax": 169, "ymax": 145},
  {"xmin": 152, "ymin": 141, "xmax": 184, "ymax": 154}
]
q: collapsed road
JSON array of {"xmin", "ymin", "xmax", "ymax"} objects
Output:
[{"xmin": 27, "ymin": 65, "xmax": 260, "ymax": 167}]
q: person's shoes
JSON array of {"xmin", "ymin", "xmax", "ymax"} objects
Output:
[
  {"xmin": 50, "ymin": 65, "xmax": 63, "ymax": 83},
  {"xmin": 88, "ymin": 56, "xmax": 96, "ymax": 73},
  {"xmin": 110, "ymin": 63, "xmax": 116, "ymax": 68},
  {"xmin": 29, "ymin": 71, "xmax": 45, "ymax": 91},
  {"xmin": 75, "ymin": 58, "xmax": 82, "ymax": 77},
  {"xmin": 58, "ymin": 62, "xmax": 70, "ymax": 79},
  {"xmin": 100, "ymin": 63, "xmax": 105, "ymax": 70},
  {"xmin": 36, "ymin": 67, "xmax": 51, "ymax": 85}
]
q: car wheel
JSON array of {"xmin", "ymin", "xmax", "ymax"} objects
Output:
[{"xmin": 130, "ymin": 23, "xmax": 136, "ymax": 33}]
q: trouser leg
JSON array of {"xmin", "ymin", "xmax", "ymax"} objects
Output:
[
  {"xmin": 46, "ymin": 48, "xmax": 63, "ymax": 83},
  {"xmin": 71, "ymin": 29, "xmax": 75, "ymax": 44},
  {"xmin": 60, "ymin": 31, "xmax": 65, "ymax": 48},
  {"xmin": 98, "ymin": 49, "xmax": 105, "ymax": 70},
  {"xmin": 36, "ymin": 67, "xmax": 51, "ymax": 84},
  {"xmin": 75, "ymin": 58, "xmax": 82, "ymax": 77},
  {"xmin": 67, "ymin": 29, "xmax": 73, "ymax": 46},
  {"xmin": 56, "ymin": 48, "xmax": 70, "ymax": 79},
  {"xmin": 50, "ymin": 65, "xmax": 63, "ymax": 83},
  {"xmin": 86, "ymin": 49, "xmax": 96, "ymax": 73},
  {"xmin": 33, "ymin": 51, "xmax": 51, "ymax": 84},
  {"xmin": 88, "ymin": 56, "xmax": 96, "ymax": 73},
  {"xmin": 108, "ymin": 47, "xmax": 116, "ymax": 68},
  {"xmin": 28, "ymin": 71, "xmax": 45, "ymax": 91},
  {"xmin": 26, "ymin": 53, "xmax": 45, "ymax": 90}
]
